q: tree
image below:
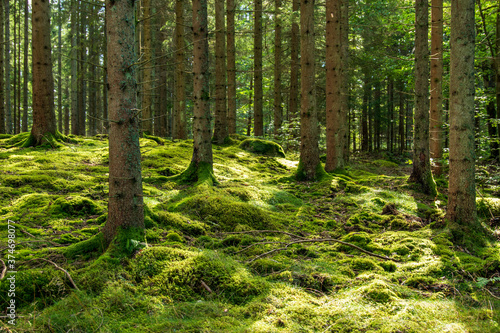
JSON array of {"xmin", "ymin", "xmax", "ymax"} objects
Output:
[
  {"xmin": 227, "ymin": 0, "xmax": 237, "ymax": 134},
  {"xmin": 296, "ymin": 0, "xmax": 324, "ymax": 181},
  {"xmin": 23, "ymin": 0, "xmax": 30, "ymax": 133},
  {"xmin": 103, "ymin": 0, "xmax": 145, "ymax": 245},
  {"xmin": 446, "ymin": 0, "xmax": 477, "ymax": 226},
  {"xmin": 289, "ymin": 0, "xmax": 300, "ymax": 121},
  {"xmin": 0, "ymin": 0, "xmax": 4, "ymax": 134},
  {"xmin": 142, "ymin": 0, "xmax": 153, "ymax": 134},
  {"xmin": 70, "ymin": 0, "xmax": 78, "ymax": 135},
  {"xmin": 25, "ymin": 0, "xmax": 61, "ymax": 146},
  {"xmin": 213, "ymin": 0, "xmax": 228, "ymax": 144},
  {"xmin": 273, "ymin": 0, "xmax": 282, "ymax": 135},
  {"xmin": 179, "ymin": 0, "xmax": 216, "ymax": 185},
  {"xmin": 408, "ymin": 0, "xmax": 437, "ymax": 196},
  {"xmin": 173, "ymin": 0, "xmax": 187, "ymax": 140},
  {"xmin": 254, "ymin": 0, "xmax": 263, "ymax": 136},
  {"xmin": 429, "ymin": 0, "xmax": 444, "ymax": 175},
  {"xmin": 5, "ymin": 0, "xmax": 11, "ymax": 134},
  {"xmin": 325, "ymin": 0, "xmax": 346, "ymax": 171}
]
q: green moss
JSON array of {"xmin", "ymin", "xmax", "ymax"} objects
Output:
[
  {"xmin": 372, "ymin": 159, "xmax": 399, "ymax": 168},
  {"xmin": 173, "ymin": 161, "xmax": 217, "ymax": 186},
  {"xmin": 166, "ymin": 231, "xmax": 184, "ymax": 243},
  {"xmin": 405, "ymin": 275, "xmax": 437, "ymax": 288},
  {"xmin": 477, "ymin": 197, "xmax": 500, "ymax": 218},
  {"xmin": 63, "ymin": 233, "xmax": 105, "ymax": 259},
  {"xmin": 239, "ymin": 138, "xmax": 286, "ymax": 157},
  {"xmin": 157, "ymin": 211, "xmax": 207, "ymax": 236},
  {"xmin": 295, "ymin": 160, "xmax": 328, "ymax": 181},
  {"xmin": 359, "ymin": 280, "xmax": 400, "ymax": 303},
  {"xmin": 50, "ymin": 196, "xmax": 103, "ymax": 217},
  {"xmin": 343, "ymin": 257, "xmax": 383, "ymax": 273}
]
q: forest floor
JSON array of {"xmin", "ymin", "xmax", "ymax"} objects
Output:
[{"xmin": 0, "ymin": 132, "xmax": 500, "ymax": 332}]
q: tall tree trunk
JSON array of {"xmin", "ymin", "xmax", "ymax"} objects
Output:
[
  {"xmin": 183, "ymin": 0, "xmax": 215, "ymax": 184},
  {"xmin": 23, "ymin": 0, "xmax": 29, "ymax": 133},
  {"xmin": 253, "ymin": 0, "xmax": 263, "ymax": 136},
  {"xmin": 0, "ymin": 0, "xmax": 4, "ymax": 133},
  {"xmin": 430, "ymin": 0, "xmax": 444, "ymax": 174},
  {"xmin": 5, "ymin": 0, "xmax": 11, "ymax": 134},
  {"xmin": 297, "ymin": 0, "xmax": 323, "ymax": 181},
  {"xmin": 13, "ymin": 1, "xmax": 17, "ymax": 134},
  {"xmin": 361, "ymin": 73, "xmax": 369, "ymax": 152},
  {"xmin": 341, "ymin": 0, "xmax": 349, "ymax": 161},
  {"xmin": 142, "ymin": 0, "xmax": 153, "ymax": 134},
  {"xmin": 227, "ymin": 0, "xmax": 237, "ymax": 134},
  {"xmin": 325, "ymin": 0, "xmax": 345, "ymax": 171},
  {"xmin": 374, "ymin": 80, "xmax": 381, "ymax": 151},
  {"xmin": 387, "ymin": 78, "xmax": 394, "ymax": 152},
  {"xmin": 247, "ymin": 77, "xmax": 253, "ymax": 136},
  {"xmin": 78, "ymin": 6, "xmax": 87, "ymax": 136},
  {"xmin": 104, "ymin": 0, "xmax": 145, "ymax": 246},
  {"xmin": 88, "ymin": 10, "xmax": 97, "ymax": 136},
  {"xmin": 173, "ymin": 0, "xmax": 187, "ymax": 139},
  {"xmin": 399, "ymin": 82, "xmax": 405, "ymax": 154},
  {"xmin": 289, "ymin": 0, "xmax": 300, "ymax": 121},
  {"xmin": 213, "ymin": 0, "xmax": 228, "ymax": 144},
  {"xmin": 156, "ymin": 12, "xmax": 167, "ymax": 137},
  {"xmin": 70, "ymin": 0, "xmax": 78, "ymax": 135},
  {"xmin": 447, "ymin": 0, "xmax": 477, "ymax": 226},
  {"xmin": 409, "ymin": 0, "xmax": 437, "ymax": 196},
  {"xmin": 28, "ymin": 0, "xmax": 59, "ymax": 146},
  {"xmin": 495, "ymin": 9, "xmax": 500, "ymax": 160},
  {"xmin": 102, "ymin": 17, "xmax": 108, "ymax": 134},
  {"xmin": 273, "ymin": 0, "xmax": 282, "ymax": 136}
]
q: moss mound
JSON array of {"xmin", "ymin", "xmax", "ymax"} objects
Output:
[
  {"xmin": 50, "ymin": 196, "xmax": 103, "ymax": 216},
  {"xmin": 239, "ymin": 138, "xmax": 286, "ymax": 157}
]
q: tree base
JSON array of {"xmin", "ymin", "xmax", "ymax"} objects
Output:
[
  {"xmin": 22, "ymin": 130, "xmax": 68, "ymax": 148},
  {"xmin": 408, "ymin": 169, "xmax": 438, "ymax": 197},
  {"xmin": 295, "ymin": 161, "xmax": 328, "ymax": 182},
  {"xmin": 171, "ymin": 161, "xmax": 218, "ymax": 186}
]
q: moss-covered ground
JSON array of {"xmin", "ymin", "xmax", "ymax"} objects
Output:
[{"xmin": 0, "ymin": 133, "xmax": 499, "ymax": 332}]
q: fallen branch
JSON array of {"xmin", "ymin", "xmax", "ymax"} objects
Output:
[
  {"xmin": 0, "ymin": 259, "xmax": 6, "ymax": 279},
  {"xmin": 28, "ymin": 258, "xmax": 80, "ymax": 291},
  {"xmin": 246, "ymin": 238, "xmax": 401, "ymax": 263},
  {"xmin": 233, "ymin": 241, "xmax": 287, "ymax": 254},
  {"xmin": 200, "ymin": 280, "xmax": 213, "ymax": 293},
  {"xmin": 484, "ymin": 287, "xmax": 500, "ymax": 300},
  {"xmin": 20, "ymin": 229, "xmax": 64, "ymax": 247},
  {"xmin": 220, "ymin": 230, "xmax": 306, "ymax": 240}
]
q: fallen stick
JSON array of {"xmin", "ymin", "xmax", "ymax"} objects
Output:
[
  {"xmin": 28, "ymin": 258, "xmax": 80, "ymax": 291},
  {"xmin": 0, "ymin": 259, "xmax": 6, "ymax": 279},
  {"xmin": 220, "ymin": 230, "xmax": 306, "ymax": 240}
]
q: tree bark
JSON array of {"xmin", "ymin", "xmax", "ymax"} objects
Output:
[
  {"xmin": 289, "ymin": 0, "xmax": 300, "ymax": 122},
  {"xmin": 173, "ymin": 0, "xmax": 187, "ymax": 139},
  {"xmin": 142, "ymin": 0, "xmax": 153, "ymax": 134},
  {"xmin": 429, "ymin": 0, "xmax": 444, "ymax": 175},
  {"xmin": 78, "ymin": 5, "xmax": 87, "ymax": 136},
  {"xmin": 447, "ymin": 0, "xmax": 477, "ymax": 225},
  {"xmin": 341, "ymin": 0, "xmax": 349, "ymax": 161},
  {"xmin": 0, "ymin": 0, "xmax": 4, "ymax": 134},
  {"xmin": 254, "ymin": 0, "xmax": 263, "ymax": 136},
  {"xmin": 104, "ymin": 0, "xmax": 145, "ymax": 246},
  {"xmin": 70, "ymin": 0, "xmax": 78, "ymax": 135},
  {"xmin": 273, "ymin": 0, "xmax": 282, "ymax": 136},
  {"xmin": 361, "ymin": 73, "xmax": 369, "ymax": 152},
  {"xmin": 399, "ymin": 82, "xmax": 405, "ymax": 154},
  {"xmin": 227, "ymin": 0, "xmax": 237, "ymax": 134},
  {"xmin": 408, "ymin": 0, "xmax": 437, "ymax": 196},
  {"xmin": 213, "ymin": 0, "xmax": 228, "ymax": 144},
  {"xmin": 495, "ymin": 9, "xmax": 500, "ymax": 160},
  {"xmin": 325, "ymin": 0, "xmax": 345, "ymax": 171},
  {"xmin": 297, "ymin": 0, "xmax": 323, "ymax": 181},
  {"xmin": 4, "ymin": 0, "xmax": 11, "ymax": 134},
  {"xmin": 28, "ymin": 0, "xmax": 59, "ymax": 146}
]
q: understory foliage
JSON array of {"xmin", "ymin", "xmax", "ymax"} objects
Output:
[{"xmin": 0, "ymin": 134, "xmax": 499, "ymax": 332}]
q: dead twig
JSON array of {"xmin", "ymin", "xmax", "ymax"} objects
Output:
[
  {"xmin": 484, "ymin": 287, "xmax": 500, "ymax": 300},
  {"xmin": 200, "ymin": 280, "xmax": 213, "ymax": 293},
  {"xmin": 221, "ymin": 230, "xmax": 306, "ymax": 240},
  {"xmin": 233, "ymin": 241, "xmax": 287, "ymax": 254},
  {"xmin": 246, "ymin": 238, "xmax": 401, "ymax": 263},
  {"xmin": 28, "ymin": 258, "xmax": 80, "ymax": 291}
]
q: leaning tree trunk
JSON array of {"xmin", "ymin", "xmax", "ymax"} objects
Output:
[
  {"xmin": 27, "ymin": 0, "xmax": 60, "ymax": 146},
  {"xmin": 103, "ymin": 0, "xmax": 145, "ymax": 246},
  {"xmin": 253, "ymin": 0, "xmax": 263, "ymax": 136},
  {"xmin": 213, "ymin": 0, "xmax": 228, "ymax": 144},
  {"xmin": 429, "ymin": 0, "xmax": 444, "ymax": 175},
  {"xmin": 447, "ymin": 0, "xmax": 477, "ymax": 226},
  {"xmin": 408, "ymin": 0, "xmax": 437, "ymax": 196},
  {"xmin": 296, "ymin": 0, "xmax": 323, "ymax": 181}
]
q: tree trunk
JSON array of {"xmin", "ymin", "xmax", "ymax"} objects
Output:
[
  {"xmin": 78, "ymin": 6, "xmax": 87, "ymax": 136},
  {"xmin": 361, "ymin": 73, "xmax": 369, "ymax": 152},
  {"xmin": 341, "ymin": 0, "xmax": 349, "ymax": 161},
  {"xmin": 142, "ymin": 0, "xmax": 153, "ymax": 134},
  {"xmin": 5, "ymin": 0, "xmax": 11, "ymax": 134},
  {"xmin": 253, "ymin": 0, "xmax": 263, "ymax": 136},
  {"xmin": 494, "ymin": 9, "xmax": 500, "ymax": 160},
  {"xmin": 182, "ymin": 0, "xmax": 216, "ymax": 184},
  {"xmin": 13, "ymin": 1, "xmax": 17, "ymax": 134},
  {"xmin": 325, "ymin": 0, "xmax": 345, "ymax": 171},
  {"xmin": 387, "ymin": 78, "xmax": 394, "ymax": 152},
  {"xmin": 213, "ymin": 0, "xmax": 228, "ymax": 144},
  {"xmin": 104, "ymin": 0, "xmax": 145, "ymax": 246},
  {"xmin": 408, "ymin": 0, "xmax": 437, "ymax": 196},
  {"xmin": 429, "ymin": 0, "xmax": 444, "ymax": 174},
  {"xmin": 0, "ymin": 0, "xmax": 4, "ymax": 134},
  {"xmin": 247, "ymin": 77, "xmax": 253, "ymax": 136},
  {"xmin": 289, "ymin": 0, "xmax": 300, "ymax": 122},
  {"xmin": 447, "ymin": 0, "xmax": 477, "ymax": 226},
  {"xmin": 399, "ymin": 82, "xmax": 405, "ymax": 154},
  {"xmin": 227, "ymin": 0, "xmax": 237, "ymax": 134},
  {"xmin": 23, "ymin": 0, "xmax": 29, "ymax": 133},
  {"xmin": 28, "ymin": 0, "xmax": 59, "ymax": 146},
  {"xmin": 70, "ymin": 0, "xmax": 78, "ymax": 135},
  {"xmin": 273, "ymin": 0, "xmax": 282, "ymax": 136},
  {"xmin": 374, "ymin": 80, "xmax": 381, "ymax": 151},
  {"xmin": 297, "ymin": 0, "xmax": 323, "ymax": 181},
  {"xmin": 173, "ymin": 0, "xmax": 187, "ymax": 139},
  {"xmin": 156, "ymin": 12, "xmax": 168, "ymax": 137}
]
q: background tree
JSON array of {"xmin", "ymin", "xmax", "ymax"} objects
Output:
[
  {"xmin": 273, "ymin": 0, "xmax": 282, "ymax": 136},
  {"xmin": 173, "ymin": 0, "xmax": 187, "ymax": 140},
  {"xmin": 408, "ymin": 0, "xmax": 437, "ymax": 196},
  {"xmin": 253, "ymin": 0, "xmax": 263, "ymax": 136},
  {"xmin": 213, "ymin": 0, "xmax": 228, "ymax": 144},
  {"xmin": 0, "ymin": 0, "xmax": 4, "ymax": 134},
  {"xmin": 103, "ymin": 0, "xmax": 145, "ymax": 245},
  {"xmin": 5, "ymin": 0, "xmax": 11, "ymax": 134},
  {"xmin": 227, "ymin": 0, "xmax": 236, "ymax": 134},
  {"xmin": 446, "ymin": 0, "xmax": 477, "ymax": 226},
  {"xmin": 289, "ymin": 0, "xmax": 300, "ymax": 122}
]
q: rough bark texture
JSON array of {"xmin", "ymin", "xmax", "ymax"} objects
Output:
[
  {"xmin": 213, "ymin": 0, "xmax": 228, "ymax": 144},
  {"xmin": 361, "ymin": 73, "xmax": 369, "ymax": 152},
  {"xmin": 399, "ymin": 82, "xmax": 405, "ymax": 154},
  {"xmin": 447, "ymin": 0, "xmax": 477, "ymax": 225},
  {"xmin": 408, "ymin": 0, "xmax": 437, "ymax": 196},
  {"xmin": 142, "ymin": 0, "xmax": 153, "ymax": 134},
  {"xmin": 273, "ymin": 0, "xmax": 282, "ymax": 135},
  {"xmin": 289, "ymin": 0, "xmax": 300, "ymax": 121},
  {"xmin": 297, "ymin": 0, "xmax": 323, "ymax": 181},
  {"xmin": 104, "ymin": 0, "xmax": 145, "ymax": 245},
  {"xmin": 23, "ymin": 0, "xmax": 28, "ymax": 132},
  {"xmin": 340, "ymin": 0, "xmax": 349, "ymax": 161},
  {"xmin": 0, "ymin": 0, "xmax": 4, "ymax": 134},
  {"xmin": 5, "ymin": 0, "xmax": 11, "ymax": 134},
  {"xmin": 429, "ymin": 0, "xmax": 444, "ymax": 175},
  {"xmin": 29, "ymin": 0, "xmax": 59, "ymax": 146},
  {"xmin": 57, "ymin": 0, "xmax": 62, "ymax": 133},
  {"xmin": 227, "ymin": 0, "xmax": 237, "ymax": 134},
  {"xmin": 494, "ymin": 10, "xmax": 500, "ymax": 160},
  {"xmin": 325, "ymin": 0, "xmax": 345, "ymax": 171},
  {"xmin": 182, "ymin": 0, "xmax": 216, "ymax": 185},
  {"xmin": 70, "ymin": 0, "xmax": 78, "ymax": 135},
  {"xmin": 254, "ymin": 0, "xmax": 263, "ymax": 136},
  {"xmin": 173, "ymin": 0, "xmax": 187, "ymax": 139}
]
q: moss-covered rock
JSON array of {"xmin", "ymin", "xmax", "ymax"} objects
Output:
[{"xmin": 239, "ymin": 138, "xmax": 286, "ymax": 157}]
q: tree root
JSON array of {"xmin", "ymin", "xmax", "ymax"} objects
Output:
[{"xmin": 28, "ymin": 258, "xmax": 80, "ymax": 290}]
